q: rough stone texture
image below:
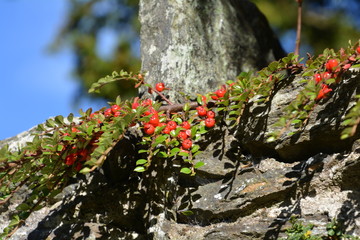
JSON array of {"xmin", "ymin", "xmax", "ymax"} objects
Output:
[
  {"xmin": 2, "ymin": 71, "xmax": 360, "ymax": 239},
  {"xmin": 139, "ymin": 0, "xmax": 285, "ymax": 102},
  {"xmin": 238, "ymin": 69, "xmax": 360, "ymax": 162}
]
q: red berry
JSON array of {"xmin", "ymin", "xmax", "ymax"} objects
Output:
[
  {"xmin": 144, "ymin": 107, "xmax": 157, "ymax": 116},
  {"xmin": 316, "ymin": 84, "xmax": 332, "ymax": 101},
  {"xmin": 206, "ymin": 111, "xmax": 215, "ymax": 118},
  {"xmin": 65, "ymin": 153, "xmax": 77, "ymax": 166},
  {"xmin": 314, "ymin": 73, "xmax": 322, "ymax": 83},
  {"xmin": 182, "ymin": 139, "xmax": 192, "ymax": 150},
  {"xmin": 104, "ymin": 108, "xmax": 112, "ymax": 117},
  {"xmin": 113, "ymin": 111, "xmax": 121, "ymax": 117},
  {"xmin": 178, "ymin": 131, "xmax": 188, "ymax": 140},
  {"xmin": 163, "ymin": 126, "xmax": 171, "ymax": 134},
  {"xmin": 201, "ymin": 95, "xmax": 207, "ymax": 104},
  {"xmin": 155, "ymin": 82, "xmax": 165, "ymax": 92},
  {"xmin": 322, "ymin": 72, "xmax": 332, "ymax": 80},
  {"xmin": 167, "ymin": 121, "xmax": 177, "ymax": 130},
  {"xmin": 215, "ymin": 88, "xmax": 226, "ymax": 98},
  {"xmin": 158, "ymin": 122, "xmax": 166, "ymax": 127},
  {"xmin": 196, "ymin": 106, "xmax": 207, "ymax": 117},
  {"xmin": 111, "ymin": 105, "xmax": 121, "ymax": 114},
  {"xmin": 142, "ymin": 98, "xmax": 153, "ymax": 106},
  {"xmin": 357, "ymin": 46, "xmax": 360, "ymax": 54},
  {"xmin": 71, "ymin": 127, "xmax": 80, "ymax": 133},
  {"xmin": 132, "ymin": 102, "xmax": 140, "ymax": 109},
  {"xmin": 77, "ymin": 149, "xmax": 88, "ymax": 161},
  {"xmin": 75, "ymin": 163, "xmax": 83, "ymax": 172},
  {"xmin": 326, "ymin": 59, "xmax": 339, "ymax": 71},
  {"xmin": 211, "ymin": 95, "xmax": 219, "ymax": 100},
  {"xmin": 205, "ymin": 118, "xmax": 216, "ymax": 128},
  {"xmin": 144, "ymin": 123, "xmax": 155, "ymax": 135},
  {"xmin": 149, "ymin": 114, "xmax": 160, "ymax": 126},
  {"xmin": 181, "ymin": 121, "xmax": 191, "ymax": 129}
]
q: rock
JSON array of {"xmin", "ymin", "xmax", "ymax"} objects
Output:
[
  {"xmin": 238, "ymin": 69, "xmax": 360, "ymax": 162},
  {"xmin": 139, "ymin": 0, "xmax": 285, "ymax": 102}
]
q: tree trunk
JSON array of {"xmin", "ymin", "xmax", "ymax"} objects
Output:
[{"xmin": 139, "ymin": 0, "xmax": 285, "ymax": 102}]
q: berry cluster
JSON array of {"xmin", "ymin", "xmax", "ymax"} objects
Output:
[
  {"xmin": 140, "ymin": 83, "xmax": 217, "ymax": 153},
  {"xmin": 59, "ymin": 104, "xmax": 127, "ymax": 171},
  {"xmin": 313, "ymin": 48, "xmax": 360, "ymax": 101},
  {"xmin": 312, "ymin": 58, "xmax": 339, "ymax": 100}
]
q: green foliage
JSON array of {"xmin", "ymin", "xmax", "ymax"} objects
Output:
[
  {"xmin": 280, "ymin": 216, "xmax": 321, "ymax": 240},
  {"xmin": 2, "ymin": 41, "xmax": 360, "ymax": 238},
  {"xmin": 51, "ymin": 0, "xmax": 141, "ymax": 101},
  {"xmin": 253, "ymin": 0, "xmax": 360, "ymax": 56},
  {"xmin": 280, "ymin": 217, "xmax": 360, "ymax": 240}
]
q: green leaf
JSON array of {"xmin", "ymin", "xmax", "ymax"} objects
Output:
[
  {"xmin": 180, "ymin": 210, "xmax": 194, "ymax": 216},
  {"xmin": 183, "ymin": 102, "xmax": 191, "ymax": 112},
  {"xmin": 170, "ymin": 147, "xmax": 180, "ymax": 156},
  {"xmin": 63, "ymin": 136, "xmax": 73, "ymax": 141},
  {"xmin": 352, "ymin": 64, "xmax": 360, "ymax": 68},
  {"xmin": 86, "ymin": 108, "xmax": 93, "ymax": 116},
  {"xmin": 157, "ymin": 151, "xmax": 168, "ymax": 158},
  {"xmin": 79, "ymin": 167, "xmax": 92, "ymax": 174},
  {"xmin": 67, "ymin": 113, "xmax": 74, "ymax": 123},
  {"xmin": 191, "ymin": 144, "xmax": 200, "ymax": 153},
  {"xmin": 16, "ymin": 203, "xmax": 30, "ymax": 211},
  {"xmin": 197, "ymin": 94, "xmax": 204, "ymax": 106},
  {"xmin": 9, "ymin": 215, "xmax": 20, "ymax": 227},
  {"xmin": 178, "ymin": 151, "xmax": 189, "ymax": 157},
  {"xmin": 191, "ymin": 126, "xmax": 197, "ymax": 138},
  {"xmin": 267, "ymin": 136, "xmax": 276, "ymax": 142},
  {"xmin": 340, "ymin": 133, "xmax": 349, "ymax": 140},
  {"xmin": 180, "ymin": 167, "xmax": 192, "ymax": 174},
  {"xmin": 268, "ymin": 61, "xmax": 279, "ymax": 72},
  {"xmin": 134, "ymin": 166, "xmax": 146, "ymax": 172},
  {"xmin": 194, "ymin": 161, "xmax": 205, "ymax": 169},
  {"xmin": 45, "ymin": 119, "xmax": 56, "ymax": 128},
  {"xmin": 79, "ymin": 108, "xmax": 86, "ymax": 117},
  {"xmin": 154, "ymin": 135, "xmax": 168, "ymax": 146},
  {"xmin": 136, "ymin": 159, "xmax": 147, "ymax": 165},
  {"xmin": 36, "ymin": 124, "xmax": 46, "ymax": 131},
  {"xmin": 54, "ymin": 115, "xmax": 64, "ymax": 125},
  {"xmin": 328, "ymin": 229, "xmax": 335, "ymax": 236},
  {"xmin": 115, "ymin": 95, "xmax": 122, "ymax": 105},
  {"xmin": 325, "ymin": 78, "xmax": 336, "ymax": 85},
  {"xmin": 291, "ymin": 119, "xmax": 302, "ymax": 124}
]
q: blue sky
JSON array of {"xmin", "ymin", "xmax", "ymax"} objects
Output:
[{"xmin": 0, "ymin": 1, "xmax": 106, "ymax": 140}]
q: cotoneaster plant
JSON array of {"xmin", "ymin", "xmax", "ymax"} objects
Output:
[{"xmin": 1, "ymin": 41, "xmax": 360, "ymax": 238}]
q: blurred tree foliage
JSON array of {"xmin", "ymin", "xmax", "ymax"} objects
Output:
[
  {"xmin": 51, "ymin": 0, "xmax": 140, "ymax": 102},
  {"xmin": 52, "ymin": 0, "xmax": 360, "ymax": 102},
  {"xmin": 252, "ymin": 0, "xmax": 360, "ymax": 56}
]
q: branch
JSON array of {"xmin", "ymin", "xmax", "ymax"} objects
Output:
[{"xmin": 294, "ymin": 0, "xmax": 303, "ymax": 58}]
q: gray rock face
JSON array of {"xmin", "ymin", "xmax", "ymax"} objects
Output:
[
  {"xmin": 2, "ymin": 71, "xmax": 360, "ymax": 239},
  {"xmin": 139, "ymin": 0, "xmax": 285, "ymax": 102},
  {"xmin": 238, "ymin": 69, "xmax": 360, "ymax": 162}
]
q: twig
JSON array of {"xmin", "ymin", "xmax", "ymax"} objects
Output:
[
  {"xmin": 294, "ymin": 0, "xmax": 303, "ymax": 59},
  {"xmin": 158, "ymin": 101, "xmax": 215, "ymax": 114}
]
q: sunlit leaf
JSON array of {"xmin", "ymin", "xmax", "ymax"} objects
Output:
[{"xmin": 180, "ymin": 167, "xmax": 192, "ymax": 174}]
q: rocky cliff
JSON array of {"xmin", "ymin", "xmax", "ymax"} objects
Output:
[{"xmin": 1, "ymin": 1, "xmax": 360, "ymax": 239}]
